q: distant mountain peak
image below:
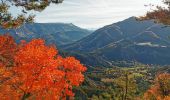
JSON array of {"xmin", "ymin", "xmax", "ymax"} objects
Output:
[{"xmin": 123, "ymin": 16, "xmax": 137, "ymax": 21}]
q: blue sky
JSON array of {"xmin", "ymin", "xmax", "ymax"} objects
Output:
[{"xmin": 34, "ymin": 0, "xmax": 162, "ymax": 29}]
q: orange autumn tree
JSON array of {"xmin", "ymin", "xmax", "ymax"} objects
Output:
[
  {"xmin": 144, "ymin": 73, "xmax": 170, "ymax": 100},
  {"xmin": 0, "ymin": 34, "xmax": 17, "ymax": 66},
  {"xmin": 0, "ymin": 34, "xmax": 87, "ymax": 100}
]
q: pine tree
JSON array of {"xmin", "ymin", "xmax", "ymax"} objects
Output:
[{"xmin": 0, "ymin": 0, "xmax": 63, "ymax": 29}]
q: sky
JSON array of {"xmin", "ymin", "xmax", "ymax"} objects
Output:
[{"xmin": 34, "ymin": 0, "xmax": 162, "ymax": 29}]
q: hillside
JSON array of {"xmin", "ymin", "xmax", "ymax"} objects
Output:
[
  {"xmin": 61, "ymin": 17, "xmax": 159, "ymax": 51},
  {"xmin": 0, "ymin": 23, "xmax": 92, "ymax": 46},
  {"xmin": 74, "ymin": 65, "xmax": 169, "ymax": 99},
  {"xmin": 61, "ymin": 17, "xmax": 170, "ymax": 66}
]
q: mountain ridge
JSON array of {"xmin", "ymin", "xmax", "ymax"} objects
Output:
[
  {"xmin": 60, "ymin": 17, "xmax": 170, "ymax": 66},
  {"xmin": 0, "ymin": 23, "xmax": 92, "ymax": 46}
]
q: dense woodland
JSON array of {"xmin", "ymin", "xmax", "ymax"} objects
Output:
[
  {"xmin": 73, "ymin": 64, "xmax": 170, "ymax": 100},
  {"xmin": 0, "ymin": 0, "xmax": 170, "ymax": 100}
]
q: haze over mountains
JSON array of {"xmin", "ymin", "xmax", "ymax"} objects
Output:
[{"xmin": 1, "ymin": 17, "xmax": 170, "ymax": 67}]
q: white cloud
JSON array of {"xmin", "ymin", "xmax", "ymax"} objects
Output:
[{"xmin": 35, "ymin": 0, "xmax": 162, "ymax": 29}]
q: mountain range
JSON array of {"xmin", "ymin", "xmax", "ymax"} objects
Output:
[
  {"xmin": 0, "ymin": 23, "xmax": 92, "ymax": 46},
  {"xmin": 1, "ymin": 17, "xmax": 170, "ymax": 67},
  {"xmin": 60, "ymin": 17, "xmax": 170, "ymax": 66}
]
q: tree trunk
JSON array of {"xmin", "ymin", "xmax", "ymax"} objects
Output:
[{"xmin": 22, "ymin": 93, "xmax": 31, "ymax": 100}]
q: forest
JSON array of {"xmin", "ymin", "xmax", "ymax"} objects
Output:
[{"xmin": 0, "ymin": 0, "xmax": 170, "ymax": 100}]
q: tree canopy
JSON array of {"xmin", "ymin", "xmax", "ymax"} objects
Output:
[
  {"xmin": 138, "ymin": 0, "xmax": 170, "ymax": 25},
  {"xmin": 0, "ymin": 0, "xmax": 64, "ymax": 29},
  {"xmin": 0, "ymin": 1, "xmax": 88, "ymax": 99},
  {"xmin": 0, "ymin": 34, "xmax": 87, "ymax": 99},
  {"xmin": 144, "ymin": 73, "xmax": 170, "ymax": 100}
]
